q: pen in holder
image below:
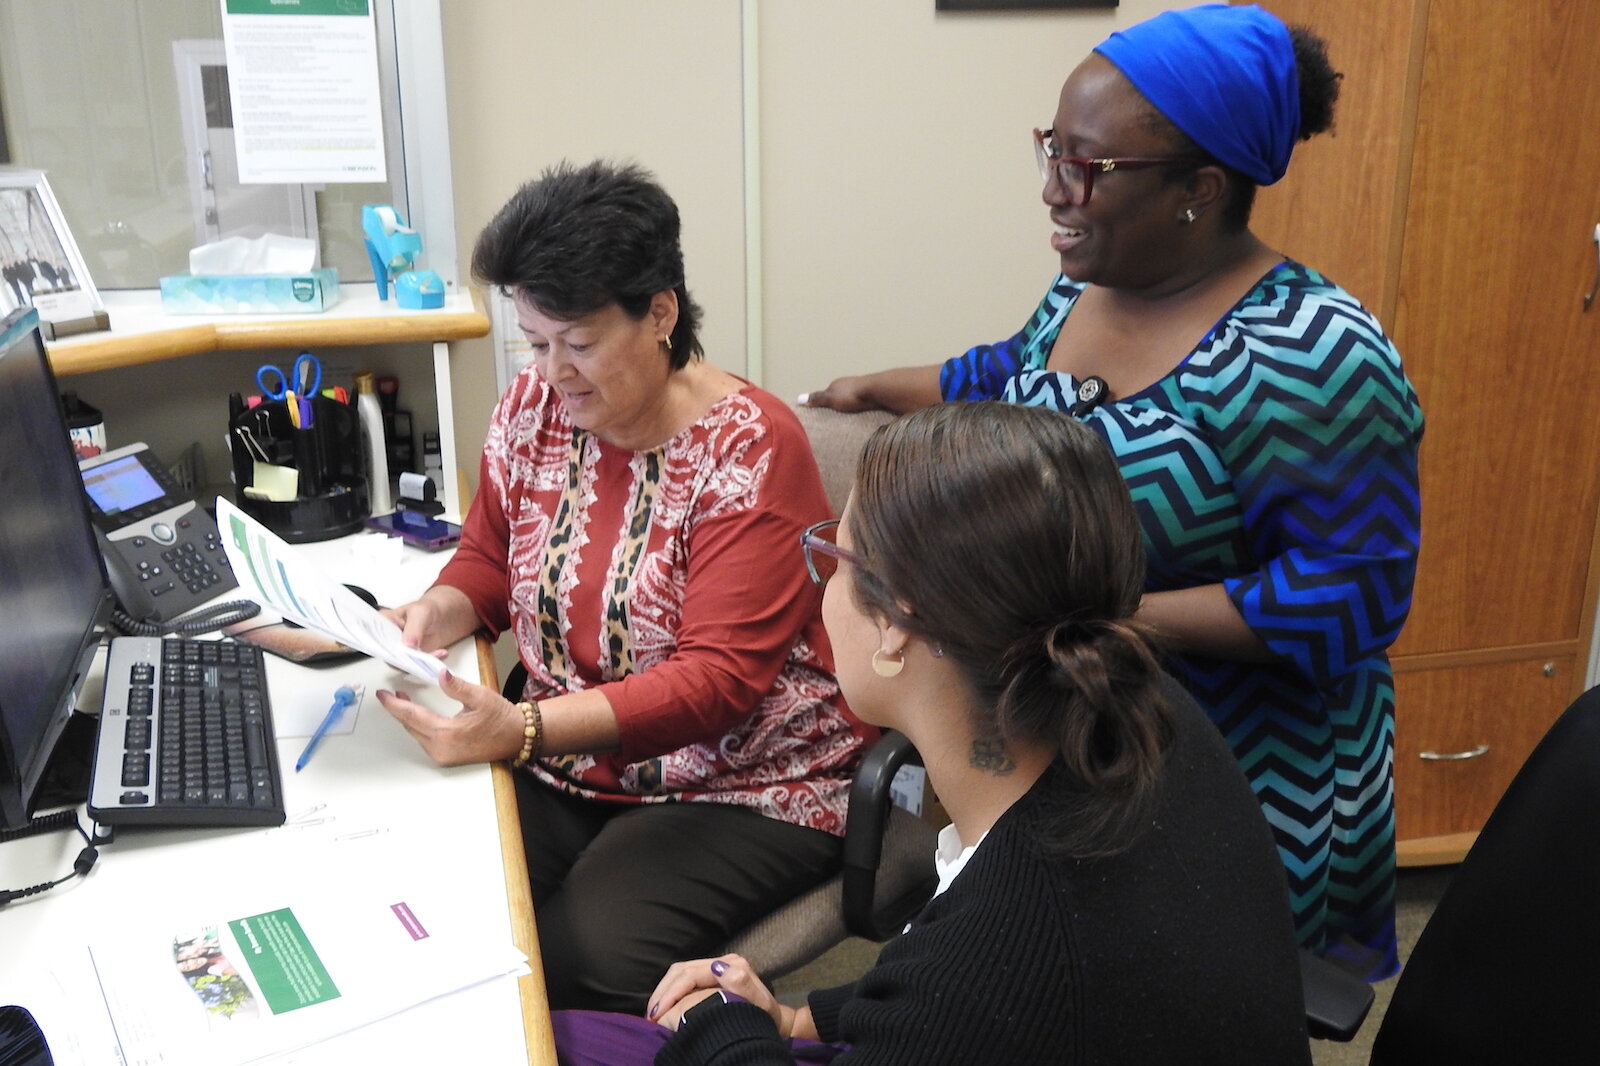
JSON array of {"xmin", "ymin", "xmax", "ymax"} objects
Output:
[{"xmin": 229, "ymin": 394, "xmax": 369, "ymax": 542}]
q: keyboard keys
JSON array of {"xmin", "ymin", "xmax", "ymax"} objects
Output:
[{"xmin": 89, "ymin": 637, "xmax": 286, "ymax": 827}]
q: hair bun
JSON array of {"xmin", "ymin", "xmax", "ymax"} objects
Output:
[{"xmin": 998, "ymin": 616, "xmax": 1111, "ymax": 697}]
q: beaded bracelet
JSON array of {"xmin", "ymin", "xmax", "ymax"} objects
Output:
[{"xmin": 511, "ymin": 700, "xmax": 544, "ymax": 768}]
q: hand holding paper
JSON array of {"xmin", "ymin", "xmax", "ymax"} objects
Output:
[{"xmin": 216, "ymin": 497, "xmax": 444, "ymax": 683}]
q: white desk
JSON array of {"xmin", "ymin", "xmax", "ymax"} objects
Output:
[{"xmin": 0, "ymin": 536, "xmax": 555, "ymax": 1065}]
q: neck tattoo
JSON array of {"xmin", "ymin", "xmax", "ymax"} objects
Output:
[{"xmin": 969, "ymin": 736, "xmax": 1017, "ymax": 775}]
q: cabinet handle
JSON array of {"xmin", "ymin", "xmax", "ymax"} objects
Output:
[
  {"xmin": 1585, "ymin": 223, "xmax": 1599, "ymax": 311},
  {"xmin": 1419, "ymin": 744, "xmax": 1490, "ymax": 761}
]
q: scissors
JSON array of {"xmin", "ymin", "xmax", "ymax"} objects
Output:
[{"xmin": 256, "ymin": 351, "xmax": 323, "ymax": 403}]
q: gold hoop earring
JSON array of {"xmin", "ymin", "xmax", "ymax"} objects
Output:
[
  {"xmin": 661, "ymin": 335, "xmax": 673, "ymax": 352},
  {"xmin": 871, "ymin": 648, "xmax": 904, "ymax": 678}
]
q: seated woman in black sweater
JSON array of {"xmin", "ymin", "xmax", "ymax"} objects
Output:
[{"xmin": 554, "ymin": 402, "xmax": 1311, "ymax": 1065}]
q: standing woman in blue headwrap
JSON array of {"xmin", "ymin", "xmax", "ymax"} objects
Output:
[{"xmin": 804, "ymin": 4, "xmax": 1424, "ymax": 981}]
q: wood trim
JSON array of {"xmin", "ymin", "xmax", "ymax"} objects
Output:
[
  {"xmin": 46, "ymin": 289, "xmax": 490, "ymax": 376},
  {"xmin": 1391, "ymin": 641, "xmax": 1579, "ymax": 674},
  {"xmin": 1397, "ymin": 830, "xmax": 1474, "ymax": 868},
  {"xmin": 479, "ymin": 637, "xmax": 557, "ymax": 1066},
  {"xmin": 50, "ymin": 308, "xmax": 490, "ymax": 375},
  {"xmin": 1378, "ymin": 0, "xmax": 1431, "ymax": 327}
]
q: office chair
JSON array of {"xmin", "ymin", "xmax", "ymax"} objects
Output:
[
  {"xmin": 498, "ymin": 661, "xmax": 939, "ymax": 982},
  {"xmin": 1302, "ymin": 948, "xmax": 1374, "ymax": 1042},
  {"xmin": 722, "ymin": 730, "xmax": 937, "ymax": 978},
  {"xmin": 1367, "ymin": 684, "xmax": 1600, "ymax": 1064}
]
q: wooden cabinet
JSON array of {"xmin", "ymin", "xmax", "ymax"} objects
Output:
[{"xmin": 1252, "ymin": 0, "xmax": 1600, "ymax": 864}]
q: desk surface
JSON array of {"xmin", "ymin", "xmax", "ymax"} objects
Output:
[{"xmin": 0, "ymin": 534, "xmax": 554, "ymax": 1065}]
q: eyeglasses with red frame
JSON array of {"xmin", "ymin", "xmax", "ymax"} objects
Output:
[
  {"xmin": 800, "ymin": 519, "xmax": 866, "ymax": 587},
  {"xmin": 1032, "ymin": 127, "xmax": 1203, "ymax": 206}
]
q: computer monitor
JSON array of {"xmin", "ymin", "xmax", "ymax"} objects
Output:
[{"xmin": 0, "ymin": 308, "xmax": 115, "ymax": 832}]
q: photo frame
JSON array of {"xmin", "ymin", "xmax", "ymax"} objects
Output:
[
  {"xmin": 937, "ymin": 0, "xmax": 1116, "ymax": 9},
  {"xmin": 0, "ymin": 167, "xmax": 106, "ymax": 335}
]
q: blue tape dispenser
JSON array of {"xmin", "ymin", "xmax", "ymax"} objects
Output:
[{"xmin": 361, "ymin": 204, "xmax": 443, "ymax": 308}]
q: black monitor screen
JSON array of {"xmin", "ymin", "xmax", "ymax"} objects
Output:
[{"xmin": 0, "ymin": 308, "xmax": 113, "ymax": 831}]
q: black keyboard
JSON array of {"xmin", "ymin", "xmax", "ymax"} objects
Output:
[{"xmin": 88, "ymin": 637, "xmax": 286, "ymax": 827}]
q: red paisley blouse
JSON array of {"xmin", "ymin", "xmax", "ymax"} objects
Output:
[{"xmin": 437, "ymin": 372, "xmax": 872, "ymax": 836}]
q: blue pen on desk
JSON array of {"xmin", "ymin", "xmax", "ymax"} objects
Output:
[{"xmin": 296, "ymin": 685, "xmax": 359, "ymax": 772}]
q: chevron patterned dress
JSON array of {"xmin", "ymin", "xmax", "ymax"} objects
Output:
[{"xmin": 941, "ymin": 261, "xmax": 1423, "ymax": 978}]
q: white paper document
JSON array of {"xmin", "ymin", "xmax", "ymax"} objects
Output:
[
  {"xmin": 33, "ymin": 838, "xmax": 527, "ymax": 1066},
  {"xmin": 215, "ymin": 497, "xmax": 444, "ymax": 683}
]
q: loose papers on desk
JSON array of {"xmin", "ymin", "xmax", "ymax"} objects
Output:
[
  {"xmin": 31, "ymin": 835, "xmax": 527, "ymax": 1066},
  {"xmin": 216, "ymin": 497, "xmax": 444, "ymax": 683}
]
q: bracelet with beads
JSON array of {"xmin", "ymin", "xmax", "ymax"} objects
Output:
[{"xmin": 511, "ymin": 700, "xmax": 544, "ymax": 768}]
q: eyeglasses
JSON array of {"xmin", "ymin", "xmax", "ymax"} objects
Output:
[
  {"xmin": 800, "ymin": 519, "xmax": 867, "ymax": 587},
  {"xmin": 1032, "ymin": 127, "xmax": 1202, "ymax": 206}
]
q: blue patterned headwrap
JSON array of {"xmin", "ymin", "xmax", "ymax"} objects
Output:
[{"xmin": 1093, "ymin": 4, "xmax": 1299, "ymax": 186}]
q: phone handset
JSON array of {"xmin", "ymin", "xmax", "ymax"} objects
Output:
[
  {"xmin": 96, "ymin": 527, "xmax": 159, "ymax": 622},
  {"xmin": 78, "ymin": 443, "xmax": 259, "ymax": 634}
]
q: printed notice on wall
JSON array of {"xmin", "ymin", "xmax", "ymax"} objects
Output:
[{"xmin": 220, "ymin": 0, "xmax": 387, "ymax": 184}]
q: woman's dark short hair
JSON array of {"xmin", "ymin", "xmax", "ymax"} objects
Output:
[
  {"xmin": 1144, "ymin": 24, "xmax": 1342, "ymax": 229},
  {"xmin": 471, "ymin": 159, "xmax": 704, "ymax": 368},
  {"xmin": 847, "ymin": 402, "xmax": 1173, "ymax": 856}
]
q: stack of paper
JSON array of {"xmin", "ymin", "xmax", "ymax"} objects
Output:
[
  {"xmin": 215, "ymin": 498, "xmax": 444, "ymax": 684},
  {"xmin": 31, "ymin": 834, "xmax": 526, "ymax": 1066}
]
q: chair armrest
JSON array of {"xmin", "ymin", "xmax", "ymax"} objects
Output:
[
  {"xmin": 1300, "ymin": 948, "xmax": 1375, "ymax": 1042},
  {"xmin": 841, "ymin": 731, "xmax": 925, "ymax": 940},
  {"xmin": 501, "ymin": 661, "xmax": 529, "ymax": 702}
]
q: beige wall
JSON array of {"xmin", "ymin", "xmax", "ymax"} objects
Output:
[{"xmin": 440, "ymin": 0, "xmax": 1181, "ymax": 490}]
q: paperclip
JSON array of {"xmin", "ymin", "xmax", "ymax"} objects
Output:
[
  {"xmin": 334, "ymin": 828, "xmax": 389, "ymax": 842},
  {"xmin": 235, "ymin": 425, "xmax": 270, "ymax": 463},
  {"xmin": 286, "ymin": 803, "xmax": 328, "ymax": 824}
]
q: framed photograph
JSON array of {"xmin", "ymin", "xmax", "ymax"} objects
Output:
[
  {"xmin": 0, "ymin": 168, "xmax": 103, "ymax": 328},
  {"xmin": 938, "ymin": 0, "xmax": 1115, "ymax": 9}
]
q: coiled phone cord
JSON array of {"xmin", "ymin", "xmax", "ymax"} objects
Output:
[{"xmin": 110, "ymin": 599, "xmax": 260, "ymax": 638}]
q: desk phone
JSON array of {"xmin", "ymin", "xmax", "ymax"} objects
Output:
[{"xmin": 79, "ymin": 443, "xmax": 238, "ymax": 624}]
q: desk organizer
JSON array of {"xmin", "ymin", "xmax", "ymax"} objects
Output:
[{"xmin": 228, "ymin": 394, "xmax": 368, "ymax": 542}]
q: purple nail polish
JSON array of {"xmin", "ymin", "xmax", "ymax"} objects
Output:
[
  {"xmin": 648, "ymin": 1001, "xmax": 659, "ymax": 1019},
  {"xmin": 710, "ymin": 960, "xmax": 728, "ymax": 977}
]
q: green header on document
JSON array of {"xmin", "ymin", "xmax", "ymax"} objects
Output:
[
  {"xmin": 229, "ymin": 908, "xmax": 342, "ymax": 1014},
  {"xmin": 226, "ymin": 0, "xmax": 370, "ymax": 16}
]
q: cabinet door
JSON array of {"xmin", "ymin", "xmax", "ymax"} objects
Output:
[
  {"xmin": 1392, "ymin": 1, "xmax": 1600, "ymax": 655},
  {"xmin": 1394, "ymin": 657, "xmax": 1573, "ymax": 845},
  {"xmin": 1255, "ymin": 1, "xmax": 1600, "ymax": 860},
  {"xmin": 1250, "ymin": 0, "xmax": 1423, "ymax": 318}
]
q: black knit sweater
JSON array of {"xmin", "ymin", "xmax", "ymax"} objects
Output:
[{"xmin": 657, "ymin": 692, "xmax": 1312, "ymax": 1066}]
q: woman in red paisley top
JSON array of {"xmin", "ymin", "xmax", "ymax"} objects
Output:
[{"xmin": 375, "ymin": 160, "xmax": 873, "ymax": 1014}]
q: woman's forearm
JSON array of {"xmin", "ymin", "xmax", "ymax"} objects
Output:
[
  {"xmin": 802, "ymin": 365, "xmax": 944, "ymax": 414},
  {"xmin": 533, "ymin": 686, "xmax": 624, "ymax": 755},
  {"xmin": 1137, "ymin": 584, "xmax": 1276, "ymax": 663},
  {"xmin": 787, "ymin": 1004, "xmax": 818, "ymax": 1042},
  {"xmin": 419, "ymin": 583, "xmax": 484, "ymax": 647}
]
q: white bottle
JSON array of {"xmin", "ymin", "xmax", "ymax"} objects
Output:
[{"xmin": 355, "ymin": 370, "xmax": 392, "ymax": 514}]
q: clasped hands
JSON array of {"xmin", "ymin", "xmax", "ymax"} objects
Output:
[{"xmin": 647, "ymin": 953, "xmax": 815, "ymax": 1040}]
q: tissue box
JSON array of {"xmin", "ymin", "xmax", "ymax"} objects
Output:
[{"xmin": 158, "ymin": 269, "xmax": 341, "ymax": 314}]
